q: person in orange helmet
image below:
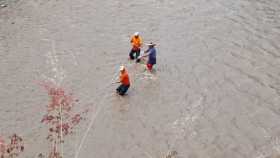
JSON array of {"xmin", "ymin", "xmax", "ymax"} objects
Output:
[
  {"xmin": 129, "ymin": 32, "xmax": 143, "ymax": 60},
  {"xmin": 116, "ymin": 66, "xmax": 130, "ymax": 96}
]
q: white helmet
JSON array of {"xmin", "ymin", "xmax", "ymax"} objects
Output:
[
  {"xmin": 134, "ymin": 32, "xmax": 139, "ymax": 36},
  {"xmin": 119, "ymin": 65, "xmax": 125, "ymax": 71}
]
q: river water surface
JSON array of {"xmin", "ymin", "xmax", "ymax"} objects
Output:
[{"xmin": 0, "ymin": 0, "xmax": 280, "ymax": 158}]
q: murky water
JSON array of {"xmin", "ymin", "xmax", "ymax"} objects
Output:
[{"xmin": 0, "ymin": 0, "xmax": 280, "ymax": 158}]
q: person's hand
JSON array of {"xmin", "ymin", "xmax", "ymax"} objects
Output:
[{"xmin": 112, "ymin": 81, "xmax": 120, "ymax": 84}]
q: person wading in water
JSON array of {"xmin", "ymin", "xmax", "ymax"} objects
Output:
[
  {"xmin": 138, "ymin": 42, "xmax": 157, "ymax": 71},
  {"xmin": 129, "ymin": 32, "xmax": 142, "ymax": 60},
  {"xmin": 115, "ymin": 66, "xmax": 130, "ymax": 96}
]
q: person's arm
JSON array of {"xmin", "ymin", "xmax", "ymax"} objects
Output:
[
  {"xmin": 119, "ymin": 74, "xmax": 125, "ymax": 83},
  {"xmin": 112, "ymin": 77, "xmax": 121, "ymax": 84},
  {"xmin": 130, "ymin": 37, "xmax": 135, "ymax": 47},
  {"xmin": 142, "ymin": 50, "xmax": 150, "ymax": 57},
  {"xmin": 139, "ymin": 37, "xmax": 143, "ymax": 47},
  {"xmin": 112, "ymin": 75, "xmax": 121, "ymax": 84},
  {"xmin": 144, "ymin": 47, "xmax": 150, "ymax": 54},
  {"xmin": 112, "ymin": 81, "xmax": 121, "ymax": 84}
]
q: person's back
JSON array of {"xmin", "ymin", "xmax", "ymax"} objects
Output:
[
  {"xmin": 148, "ymin": 47, "xmax": 156, "ymax": 61},
  {"xmin": 120, "ymin": 70, "xmax": 130, "ymax": 86}
]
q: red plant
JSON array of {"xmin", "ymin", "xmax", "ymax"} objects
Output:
[
  {"xmin": 0, "ymin": 134, "xmax": 24, "ymax": 158},
  {"xmin": 38, "ymin": 81, "xmax": 89, "ymax": 158}
]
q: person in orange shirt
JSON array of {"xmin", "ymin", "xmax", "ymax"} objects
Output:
[
  {"xmin": 116, "ymin": 66, "xmax": 130, "ymax": 95},
  {"xmin": 129, "ymin": 32, "xmax": 143, "ymax": 60}
]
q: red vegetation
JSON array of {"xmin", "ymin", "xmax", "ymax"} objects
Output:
[
  {"xmin": 38, "ymin": 81, "xmax": 88, "ymax": 158},
  {"xmin": 0, "ymin": 134, "xmax": 24, "ymax": 158}
]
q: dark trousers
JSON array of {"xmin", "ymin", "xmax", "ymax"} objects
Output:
[
  {"xmin": 129, "ymin": 48, "xmax": 140, "ymax": 60},
  {"xmin": 116, "ymin": 84, "xmax": 130, "ymax": 95}
]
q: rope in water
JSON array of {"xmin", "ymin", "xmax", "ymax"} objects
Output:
[
  {"xmin": 74, "ymin": 70, "xmax": 119, "ymax": 158},
  {"xmin": 74, "ymin": 60, "xmax": 150, "ymax": 158}
]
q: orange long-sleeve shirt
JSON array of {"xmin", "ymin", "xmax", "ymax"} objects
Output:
[
  {"xmin": 130, "ymin": 36, "xmax": 142, "ymax": 48},
  {"xmin": 120, "ymin": 71, "xmax": 130, "ymax": 86}
]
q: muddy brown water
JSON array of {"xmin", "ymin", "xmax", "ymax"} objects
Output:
[{"xmin": 0, "ymin": 0, "xmax": 280, "ymax": 158}]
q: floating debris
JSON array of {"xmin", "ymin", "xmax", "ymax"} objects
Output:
[
  {"xmin": 0, "ymin": 4, "xmax": 7, "ymax": 8},
  {"xmin": 164, "ymin": 150, "xmax": 178, "ymax": 158},
  {"xmin": 38, "ymin": 153, "xmax": 45, "ymax": 158}
]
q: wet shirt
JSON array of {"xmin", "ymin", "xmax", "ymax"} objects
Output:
[
  {"xmin": 147, "ymin": 47, "xmax": 156, "ymax": 65},
  {"xmin": 120, "ymin": 71, "xmax": 130, "ymax": 86},
  {"xmin": 130, "ymin": 36, "xmax": 142, "ymax": 48}
]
